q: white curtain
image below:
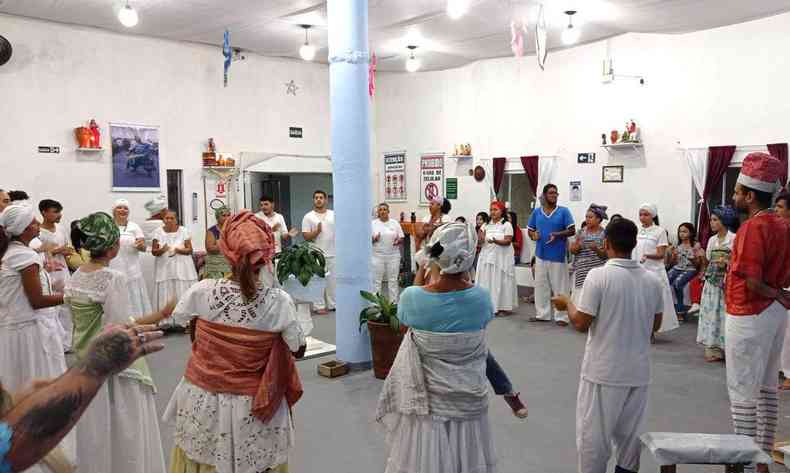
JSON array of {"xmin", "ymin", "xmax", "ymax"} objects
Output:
[
  {"xmin": 684, "ymin": 149, "xmax": 708, "ymax": 224},
  {"xmin": 537, "ymin": 156, "xmax": 559, "ymax": 198}
]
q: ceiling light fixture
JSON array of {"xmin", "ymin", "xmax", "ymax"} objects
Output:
[
  {"xmin": 447, "ymin": 0, "xmax": 470, "ymax": 20},
  {"xmin": 118, "ymin": 1, "xmax": 139, "ymax": 28},
  {"xmin": 405, "ymin": 45, "xmax": 420, "ymax": 72},
  {"xmin": 561, "ymin": 10, "xmax": 580, "ymax": 45},
  {"xmin": 299, "ymin": 25, "xmax": 316, "ymax": 61}
]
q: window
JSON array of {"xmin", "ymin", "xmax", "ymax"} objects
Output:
[
  {"xmin": 693, "ymin": 165, "xmax": 741, "ymax": 228},
  {"xmin": 499, "ymin": 172, "xmax": 536, "ymax": 229},
  {"xmin": 166, "ymin": 169, "xmax": 183, "ymax": 225}
]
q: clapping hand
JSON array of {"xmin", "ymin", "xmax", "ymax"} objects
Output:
[
  {"xmin": 372, "ymin": 233, "xmax": 381, "ymax": 243},
  {"xmin": 272, "ymin": 223, "xmax": 282, "ymax": 232},
  {"xmin": 547, "ymin": 232, "xmax": 557, "ymax": 245},
  {"xmin": 316, "ymin": 222, "xmax": 322, "ymax": 234},
  {"xmin": 551, "ymin": 294, "xmax": 570, "ymax": 312}
]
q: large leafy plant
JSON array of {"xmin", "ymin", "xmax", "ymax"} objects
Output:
[
  {"xmin": 275, "ymin": 242, "xmax": 326, "ymax": 286},
  {"xmin": 359, "ymin": 290, "xmax": 400, "ymax": 333}
]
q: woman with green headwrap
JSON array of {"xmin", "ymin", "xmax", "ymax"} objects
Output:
[
  {"xmin": 63, "ymin": 212, "xmax": 175, "ymax": 473},
  {"xmin": 202, "ymin": 206, "xmax": 232, "ymax": 280}
]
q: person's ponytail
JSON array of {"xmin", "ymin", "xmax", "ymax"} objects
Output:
[{"xmin": 237, "ymin": 257, "xmax": 258, "ymax": 301}]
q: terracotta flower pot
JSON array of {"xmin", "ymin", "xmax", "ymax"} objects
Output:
[
  {"xmin": 74, "ymin": 127, "xmax": 92, "ymax": 148},
  {"xmin": 367, "ymin": 321, "xmax": 406, "ymax": 379}
]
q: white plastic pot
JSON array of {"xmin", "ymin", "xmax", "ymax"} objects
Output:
[{"xmin": 281, "ymin": 274, "xmax": 327, "ymax": 304}]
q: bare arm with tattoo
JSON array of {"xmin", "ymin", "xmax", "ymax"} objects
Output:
[{"xmin": 1, "ymin": 324, "xmax": 164, "ymax": 472}]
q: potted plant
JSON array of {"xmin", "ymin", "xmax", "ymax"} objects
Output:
[
  {"xmin": 359, "ymin": 290, "xmax": 406, "ymax": 379},
  {"xmin": 275, "ymin": 242, "xmax": 327, "ymax": 301}
]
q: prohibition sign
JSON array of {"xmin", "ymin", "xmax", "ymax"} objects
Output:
[{"xmin": 425, "ymin": 182, "xmax": 439, "ymax": 201}]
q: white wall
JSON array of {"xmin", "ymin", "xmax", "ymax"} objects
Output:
[
  {"xmin": 373, "ymin": 11, "xmax": 790, "ymax": 232},
  {"xmin": 0, "ymin": 14, "xmax": 331, "ymax": 247}
]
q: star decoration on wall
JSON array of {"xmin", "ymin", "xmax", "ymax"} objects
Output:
[{"xmin": 285, "ymin": 80, "xmax": 299, "ymax": 96}]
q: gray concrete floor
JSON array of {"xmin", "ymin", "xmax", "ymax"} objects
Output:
[{"xmin": 147, "ymin": 303, "xmax": 790, "ymax": 473}]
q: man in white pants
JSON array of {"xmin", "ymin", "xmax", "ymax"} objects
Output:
[
  {"xmin": 255, "ymin": 195, "xmax": 292, "ymax": 287},
  {"xmin": 527, "ymin": 184, "xmax": 575, "ymax": 326},
  {"xmin": 724, "ymin": 153, "xmax": 790, "ymax": 473},
  {"xmin": 302, "ymin": 190, "xmax": 336, "ymax": 314},
  {"xmin": 371, "ymin": 203, "xmax": 404, "ymax": 303},
  {"xmin": 552, "ymin": 218, "xmax": 663, "ymax": 473}
]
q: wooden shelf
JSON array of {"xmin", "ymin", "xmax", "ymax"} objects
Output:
[
  {"xmin": 77, "ymin": 147, "xmax": 104, "ymax": 152},
  {"xmin": 202, "ymin": 166, "xmax": 237, "ymax": 170}
]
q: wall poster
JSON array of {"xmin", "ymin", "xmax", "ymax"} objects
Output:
[
  {"xmin": 383, "ymin": 151, "xmax": 407, "ymax": 202},
  {"xmin": 420, "ymin": 153, "xmax": 445, "ymax": 206},
  {"xmin": 110, "ymin": 122, "xmax": 161, "ymax": 192},
  {"xmin": 570, "ymin": 180, "xmax": 582, "ymax": 202}
]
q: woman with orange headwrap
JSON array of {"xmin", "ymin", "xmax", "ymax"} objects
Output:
[
  {"xmin": 163, "ymin": 210, "xmax": 305, "ymax": 473},
  {"xmin": 476, "ymin": 201, "xmax": 518, "ymax": 315}
]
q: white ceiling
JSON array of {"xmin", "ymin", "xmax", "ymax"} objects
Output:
[{"xmin": 2, "ymin": 0, "xmax": 790, "ymax": 71}]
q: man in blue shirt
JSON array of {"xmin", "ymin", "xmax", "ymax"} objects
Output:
[{"xmin": 527, "ymin": 184, "xmax": 576, "ymax": 325}]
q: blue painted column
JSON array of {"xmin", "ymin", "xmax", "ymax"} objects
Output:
[{"xmin": 328, "ymin": 0, "xmax": 372, "ymax": 364}]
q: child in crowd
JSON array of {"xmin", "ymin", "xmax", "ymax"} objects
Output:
[
  {"xmin": 455, "ymin": 216, "xmax": 467, "ymax": 223},
  {"xmin": 472, "ymin": 212, "xmax": 490, "ymax": 282},
  {"xmin": 667, "ymin": 223, "xmax": 703, "ymax": 318}
]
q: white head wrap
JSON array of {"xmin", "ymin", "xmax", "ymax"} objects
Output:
[
  {"xmin": 112, "ymin": 198, "xmax": 130, "ymax": 210},
  {"xmin": 424, "ymin": 223, "xmax": 478, "ymax": 275},
  {"xmin": 639, "ymin": 203, "xmax": 658, "ymax": 218},
  {"xmin": 144, "ymin": 195, "xmax": 167, "ymax": 216},
  {"xmin": 0, "ymin": 204, "xmax": 36, "ymax": 236}
]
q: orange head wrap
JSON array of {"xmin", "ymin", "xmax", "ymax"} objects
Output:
[
  {"xmin": 219, "ymin": 210, "xmax": 275, "ymax": 267},
  {"xmin": 491, "ymin": 200, "xmax": 506, "ymax": 212}
]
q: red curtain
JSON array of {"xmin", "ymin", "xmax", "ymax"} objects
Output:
[
  {"xmin": 698, "ymin": 145, "xmax": 736, "ymax": 249},
  {"xmin": 520, "ymin": 155, "xmax": 539, "ymax": 195},
  {"xmin": 767, "ymin": 143, "xmax": 788, "ymax": 188},
  {"xmin": 493, "ymin": 157, "xmax": 507, "ymax": 196}
]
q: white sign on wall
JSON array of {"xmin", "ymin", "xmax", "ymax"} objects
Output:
[
  {"xmin": 383, "ymin": 151, "xmax": 407, "ymax": 202},
  {"xmin": 420, "ymin": 153, "xmax": 445, "ymax": 206}
]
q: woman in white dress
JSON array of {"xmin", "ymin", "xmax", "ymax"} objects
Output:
[
  {"xmin": 65, "ymin": 211, "xmax": 174, "ymax": 473},
  {"xmin": 152, "ymin": 210, "xmax": 198, "ymax": 318},
  {"xmin": 634, "ymin": 203, "xmax": 679, "ymax": 334},
  {"xmin": 164, "ymin": 210, "xmax": 305, "ymax": 473},
  {"xmin": 108, "ymin": 199, "xmax": 153, "ymax": 318},
  {"xmin": 140, "ymin": 195, "xmax": 167, "ymax": 307},
  {"xmin": 371, "ymin": 203, "xmax": 405, "ymax": 303},
  {"xmin": 37, "ymin": 199, "xmax": 75, "ymax": 351},
  {"xmin": 476, "ymin": 200, "xmax": 518, "ymax": 315},
  {"xmin": 0, "ymin": 203, "xmax": 75, "ymax": 466}
]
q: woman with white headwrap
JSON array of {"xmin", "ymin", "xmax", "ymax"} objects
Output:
[
  {"xmin": 139, "ymin": 195, "xmax": 167, "ymax": 307},
  {"xmin": 377, "ymin": 223, "xmax": 498, "ymax": 473},
  {"xmin": 108, "ymin": 198, "xmax": 153, "ymax": 318},
  {"xmin": 634, "ymin": 203, "xmax": 679, "ymax": 334},
  {"xmin": 0, "ymin": 204, "xmax": 76, "ymax": 466}
]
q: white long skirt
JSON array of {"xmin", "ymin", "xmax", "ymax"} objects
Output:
[
  {"xmin": 156, "ymin": 279, "xmax": 196, "ymax": 328},
  {"xmin": 476, "ymin": 247, "xmax": 518, "ymax": 312},
  {"xmin": 0, "ymin": 316, "xmax": 75, "ymax": 464},
  {"xmin": 126, "ymin": 274, "xmax": 153, "ymax": 317},
  {"xmin": 644, "ymin": 266, "xmax": 679, "ymax": 333},
  {"xmin": 383, "ymin": 413, "xmax": 497, "ymax": 473},
  {"xmin": 75, "ymin": 376, "xmax": 166, "ymax": 473}
]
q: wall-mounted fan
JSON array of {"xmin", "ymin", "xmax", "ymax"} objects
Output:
[{"xmin": 0, "ymin": 35, "xmax": 12, "ymax": 66}]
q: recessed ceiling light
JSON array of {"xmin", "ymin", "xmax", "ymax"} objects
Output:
[
  {"xmin": 118, "ymin": 1, "xmax": 139, "ymax": 28},
  {"xmin": 561, "ymin": 10, "xmax": 580, "ymax": 45}
]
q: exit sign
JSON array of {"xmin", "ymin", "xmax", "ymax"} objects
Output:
[{"xmin": 289, "ymin": 127, "xmax": 303, "ymax": 138}]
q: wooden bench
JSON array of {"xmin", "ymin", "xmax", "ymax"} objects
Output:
[{"xmin": 640, "ymin": 433, "xmax": 772, "ymax": 473}]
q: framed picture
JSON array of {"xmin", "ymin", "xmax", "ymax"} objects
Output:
[
  {"xmin": 602, "ymin": 165, "xmax": 624, "ymax": 183},
  {"xmin": 110, "ymin": 123, "xmax": 161, "ymax": 192}
]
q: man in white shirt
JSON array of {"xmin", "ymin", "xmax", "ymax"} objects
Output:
[
  {"xmin": 302, "ymin": 190, "xmax": 336, "ymax": 314},
  {"xmin": 255, "ymin": 195, "xmax": 292, "ymax": 287},
  {"xmin": 552, "ymin": 218, "xmax": 663, "ymax": 473}
]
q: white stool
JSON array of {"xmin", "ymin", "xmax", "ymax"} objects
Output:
[{"xmin": 640, "ymin": 433, "xmax": 772, "ymax": 473}]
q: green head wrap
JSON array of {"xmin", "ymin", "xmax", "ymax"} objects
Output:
[
  {"xmin": 214, "ymin": 205, "xmax": 231, "ymax": 222},
  {"xmin": 78, "ymin": 212, "xmax": 120, "ymax": 253}
]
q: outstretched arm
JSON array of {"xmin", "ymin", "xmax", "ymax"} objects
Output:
[{"xmin": 1, "ymin": 325, "xmax": 164, "ymax": 472}]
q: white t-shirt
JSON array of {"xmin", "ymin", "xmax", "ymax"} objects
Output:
[
  {"xmin": 371, "ymin": 218, "xmax": 405, "ymax": 258},
  {"xmin": 634, "ymin": 225, "xmax": 668, "ymax": 271},
  {"xmin": 109, "ymin": 221, "xmax": 146, "ymax": 279},
  {"xmin": 578, "ymin": 258, "xmax": 663, "ymax": 387},
  {"xmin": 302, "ymin": 210, "xmax": 335, "ymax": 257},
  {"xmin": 256, "ymin": 211, "xmax": 288, "ymax": 254}
]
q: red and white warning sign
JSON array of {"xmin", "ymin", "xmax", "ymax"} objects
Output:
[{"xmin": 419, "ymin": 153, "xmax": 444, "ymax": 205}]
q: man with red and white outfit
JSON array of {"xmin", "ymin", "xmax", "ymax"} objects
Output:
[{"xmin": 725, "ymin": 152, "xmax": 790, "ymax": 473}]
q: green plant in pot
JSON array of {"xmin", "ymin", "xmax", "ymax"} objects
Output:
[
  {"xmin": 275, "ymin": 242, "xmax": 326, "ymax": 286},
  {"xmin": 359, "ymin": 290, "xmax": 405, "ymax": 380}
]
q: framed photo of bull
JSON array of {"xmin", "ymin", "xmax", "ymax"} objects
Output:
[{"xmin": 110, "ymin": 123, "xmax": 161, "ymax": 192}]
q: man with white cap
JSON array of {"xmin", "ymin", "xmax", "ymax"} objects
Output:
[{"xmin": 725, "ymin": 152, "xmax": 790, "ymax": 473}]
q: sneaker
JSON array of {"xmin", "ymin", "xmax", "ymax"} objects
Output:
[
  {"xmin": 503, "ymin": 393, "xmax": 528, "ymax": 418},
  {"xmin": 314, "ymin": 309, "xmax": 329, "ymax": 315},
  {"xmin": 687, "ymin": 303, "xmax": 700, "ymax": 315}
]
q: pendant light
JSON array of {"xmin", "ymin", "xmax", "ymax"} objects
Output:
[
  {"xmin": 561, "ymin": 10, "xmax": 580, "ymax": 45},
  {"xmin": 118, "ymin": 1, "xmax": 139, "ymax": 28},
  {"xmin": 405, "ymin": 45, "xmax": 420, "ymax": 72},
  {"xmin": 299, "ymin": 25, "xmax": 316, "ymax": 61}
]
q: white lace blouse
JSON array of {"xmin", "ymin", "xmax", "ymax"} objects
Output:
[{"xmin": 163, "ymin": 278, "xmax": 305, "ymax": 473}]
